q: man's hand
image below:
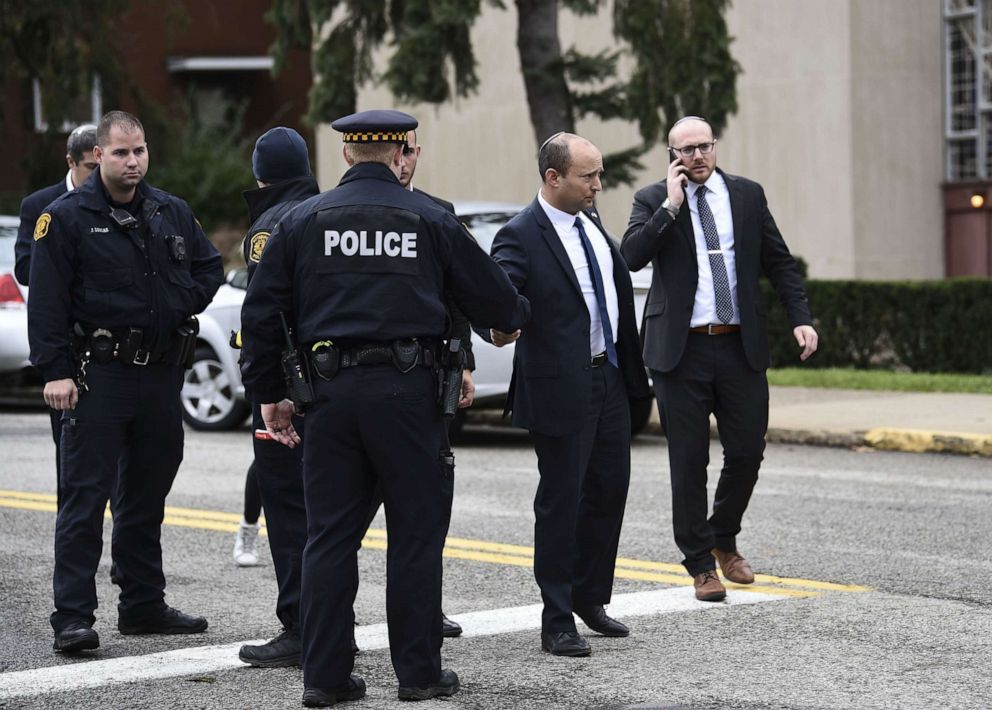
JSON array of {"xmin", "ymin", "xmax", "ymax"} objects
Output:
[
  {"xmin": 491, "ymin": 329, "xmax": 521, "ymax": 347},
  {"xmin": 458, "ymin": 370, "xmax": 475, "ymax": 408},
  {"xmin": 665, "ymin": 154, "xmax": 689, "ymax": 209},
  {"xmin": 261, "ymin": 399, "xmax": 302, "ymax": 448},
  {"xmin": 793, "ymin": 325, "xmax": 819, "ymax": 362},
  {"xmin": 44, "ymin": 379, "xmax": 78, "ymax": 410}
]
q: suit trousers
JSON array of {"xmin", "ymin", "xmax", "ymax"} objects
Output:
[
  {"xmin": 51, "ymin": 362, "xmax": 184, "ymax": 631},
  {"xmin": 300, "ymin": 365, "xmax": 448, "ymax": 690},
  {"xmin": 250, "ymin": 406, "xmax": 307, "ymax": 632},
  {"xmin": 654, "ymin": 332, "xmax": 768, "ymax": 577},
  {"xmin": 529, "ymin": 362, "xmax": 630, "ymax": 633}
]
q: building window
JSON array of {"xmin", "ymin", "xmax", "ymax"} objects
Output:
[{"xmin": 32, "ymin": 75, "xmax": 103, "ymax": 133}]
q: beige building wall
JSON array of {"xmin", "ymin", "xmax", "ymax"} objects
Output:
[{"xmin": 316, "ymin": 0, "xmax": 943, "ymax": 279}]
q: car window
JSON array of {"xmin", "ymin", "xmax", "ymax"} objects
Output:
[
  {"xmin": 0, "ymin": 231, "xmax": 17, "ymax": 270},
  {"xmin": 227, "ymin": 268, "xmax": 248, "ymax": 290},
  {"xmin": 459, "ymin": 212, "xmax": 516, "ymax": 253}
]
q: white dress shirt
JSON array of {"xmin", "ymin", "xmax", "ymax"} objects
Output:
[
  {"xmin": 537, "ymin": 191, "xmax": 619, "ymax": 356},
  {"xmin": 685, "ymin": 172, "xmax": 740, "ymax": 326},
  {"xmin": 64, "ymin": 171, "xmax": 75, "ymax": 192}
]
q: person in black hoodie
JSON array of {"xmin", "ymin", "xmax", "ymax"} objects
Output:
[{"xmin": 236, "ymin": 127, "xmax": 320, "ymax": 667}]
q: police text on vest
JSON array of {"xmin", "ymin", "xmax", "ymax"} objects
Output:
[{"xmin": 324, "ymin": 230, "xmax": 417, "ymax": 258}]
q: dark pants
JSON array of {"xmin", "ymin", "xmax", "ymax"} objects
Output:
[
  {"xmin": 529, "ymin": 363, "xmax": 631, "ymax": 633},
  {"xmin": 300, "ymin": 365, "xmax": 448, "ymax": 690},
  {"xmin": 250, "ymin": 406, "xmax": 307, "ymax": 632},
  {"xmin": 242, "ymin": 460, "xmax": 263, "ymax": 524},
  {"xmin": 654, "ymin": 332, "xmax": 768, "ymax": 577},
  {"xmin": 51, "ymin": 361, "xmax": 184, "ymax": 631}
]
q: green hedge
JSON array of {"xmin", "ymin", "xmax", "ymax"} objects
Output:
[{"xmin": 763, "ymin": 278, "xmax": 992, "ymax": 374}]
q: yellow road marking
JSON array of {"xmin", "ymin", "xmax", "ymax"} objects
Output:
[{"xmin": 0, "ymin": 489, "xmax": 868, "ymax": 597}]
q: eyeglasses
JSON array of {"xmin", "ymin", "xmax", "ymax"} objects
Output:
[
  {"xmin": 670, "ymin": 141, "xmax": 716, "ymax": 158},
  {"xmin": 401, "ymin": 144, "xmax": 416, "ymax": 156}
]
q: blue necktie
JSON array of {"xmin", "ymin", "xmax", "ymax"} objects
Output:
[
  {"xmin": 696, "ymin": 185, "xmax": 734, "ymax": 324},
  {"xmin": 574, "ymin": 217, "xmax": 618, "ymax": 367}
]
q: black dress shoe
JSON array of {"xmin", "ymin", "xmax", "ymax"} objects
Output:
[
  {"xmin": 397, "ymin": 668, "xmax": 459, "ymax": 701},
  {"xmin": 53, "ymin": 621, "xmax": 99, "ymax": 654},
  {"xmin": 541, "ymin": 630, "xmax": 591, "ymax": 657},
  {"xmin": 573, "ymin": 604, "xmax": 629, "ymax": 637},
  {"xmin": 239, "ymin": 628, "xmax": 301, "ymax": 667},
  {"xmin": 302, "ymin": 675, "xmax": 366, "ymax": 707},
  {"xmin": 441, "ymin": 612, "xmax": 462, "ymax": 638},
  {"xmin": 118, "ymin": 606, "xmax": 208, "ymax": 635}
]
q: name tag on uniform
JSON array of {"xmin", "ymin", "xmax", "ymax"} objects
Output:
[{"xmin": 315, "ymin": 205, "xmax": 421, "ymax": 276}]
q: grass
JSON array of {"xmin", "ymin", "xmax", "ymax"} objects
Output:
[{"xmin": 767, "ymin": 367, "xmax": 992, "ymax": 395}]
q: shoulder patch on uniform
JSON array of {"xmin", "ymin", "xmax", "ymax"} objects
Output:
[
  {"xmin": 249, "ymin": 231, "xmax": 271, "ymax": 263},
  {"xmin": 34, "ymin": 213, "xmax": 52, "ymax": 241}
]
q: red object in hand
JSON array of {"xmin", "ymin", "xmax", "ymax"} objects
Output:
[{"xmin": 254, "ymin": 429, "xmax": 275, "ymax": 441}]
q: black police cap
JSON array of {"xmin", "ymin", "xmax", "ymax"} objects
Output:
[{"xmin": 331, "ymin": 109, "xmax": 418, "ymax": 144}]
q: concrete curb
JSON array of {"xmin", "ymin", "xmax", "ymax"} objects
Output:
[
  {"xmin": 627, "ymin": 422, "xmax": 990, "ymax": 458},
  {"xmin": 468, "ymin": 412, "xmax": 991, "ymax": 457}
]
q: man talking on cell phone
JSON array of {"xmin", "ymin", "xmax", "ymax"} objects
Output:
[{"xmin": 621, "ymin": 116, "xmax": 817, "ymax": 602}]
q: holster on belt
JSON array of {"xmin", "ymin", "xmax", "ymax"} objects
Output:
[{"xmin": 174, "ymin": 316, "xmax": 199, "ymax": 369}]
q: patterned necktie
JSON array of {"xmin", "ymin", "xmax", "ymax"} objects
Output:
[
  {"xmin": 696, "ymin": 185, "xmax": 734, "ymax": 324},
  {"xmin": 574, "ymin": 217, "xmax": 618, "ymax": 367}
]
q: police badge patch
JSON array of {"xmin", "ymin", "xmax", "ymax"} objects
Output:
[
  {"xmin": 249, "ymin": 231, "xmax": 270, "ymax": 263},
  {"xmin": 34, "ymin": 213, "xmax": 52, "ymax": 241}
]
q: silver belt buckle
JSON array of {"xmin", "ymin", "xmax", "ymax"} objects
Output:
[
  {"xmin": 708, "ymin": 324, "xmax": 716, "ymax": 335},
  {"xmin": 132, "ymin": 349, "xmax": 150, "ymax": 366}
]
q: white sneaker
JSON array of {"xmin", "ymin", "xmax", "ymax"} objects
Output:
[{"xmin": 233, "ymin": 519, "xmax": 261, "ymax": 567}]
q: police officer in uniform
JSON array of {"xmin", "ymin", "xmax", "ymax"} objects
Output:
[
  {"xmin": 16, "ymin": 124, "xmax": 99, "ymax": 507},
  {"xmin": 28, "ymin": 110, "xmax": 223, "ymax": 654},
  {"xmin": 236, "ymin": 127, "xmax": 319, "ymax": 667},
  {"xmin": 240, "ymin": 110, "xmax": 529, "ymax": 707}
]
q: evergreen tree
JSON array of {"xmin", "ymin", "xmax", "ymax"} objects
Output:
[{"xmin": 268, "ymin": 0, "xmax": 741, "ymax": 186}]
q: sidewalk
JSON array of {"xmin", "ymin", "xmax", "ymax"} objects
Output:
[{"xmin": 644, "ymin": 386, "xmax": 992, "ymax": 457}]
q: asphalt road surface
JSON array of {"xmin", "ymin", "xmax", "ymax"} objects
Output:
[{"xmin": 1, "ymin": 409, "xmax": 989, "ymax": 709}]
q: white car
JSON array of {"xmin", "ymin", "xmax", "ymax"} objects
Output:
[
  {"xmin": 181, "ymin": 203, "xmax": 655, "ymax": 436},
  {"xmin": 0, "ymin": 215, "xmax": 33, "ymax": 383}
]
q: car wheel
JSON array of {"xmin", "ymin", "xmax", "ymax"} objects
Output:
[
  {"xmin": 629, "ymin": 394, "xmax": 654, "ymax": 437},
  {"xmin": 181, "ymin": 346, "xmax": 250, "ymax": 431}
]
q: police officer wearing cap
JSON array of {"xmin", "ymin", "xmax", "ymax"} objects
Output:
[
  {"xmin": 28, "ymin": 110, "xmax": 223, "ymax": 654},
  {"xmin": 240, "ymin": 109, "xmax": 529, "ymax": 707},
  {"xmin": 236, "ymin": 127, "xmax": 319, "ymax": 668}
]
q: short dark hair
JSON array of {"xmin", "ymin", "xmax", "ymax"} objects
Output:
[
  {"xmin": 66, "ymin": 124, "xmax": 97, "ymax": 162},
  {"xmin": 97, "ymin": 110, "xmax": 144, "ymax": 146},
  {"xmin": 538, "ymin": 132, "xmax": 572, "ymax": 181}
]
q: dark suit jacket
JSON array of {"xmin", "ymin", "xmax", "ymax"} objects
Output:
[
  {"xmin": 413, "ymin": 186, "xmax": 475, "ymax": 370},
  {"xmin": 15, "ymin": 180, "xmax": 68, "ymax": 286},
  {"xmin": 491, "ymin": 197, "xmax": 649, "ymax": 437},
  {"xmin": 621, "ymin": 169, "xmax": 812, "ymax": 373}
]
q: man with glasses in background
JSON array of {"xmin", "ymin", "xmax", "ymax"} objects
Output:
[{"xmin": 621, "ymin": 116, "xmax": 817, "ymax": 602}]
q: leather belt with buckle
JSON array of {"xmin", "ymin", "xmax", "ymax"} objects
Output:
[
  {"xmin": 689, "ymin": 324, "xmax": 741, "ymax": 335},
  {"xmin": 591, "ymin": 352, "xmax": 607, "ymax": 367}
]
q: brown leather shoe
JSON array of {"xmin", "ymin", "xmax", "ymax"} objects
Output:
[
  {"xmin": 693, "ymin": 570, "xmax": 727, "ymax": 601},
  {"xmin": 712, "ymin": 548, "xmax": 755, "ymax": 584}
]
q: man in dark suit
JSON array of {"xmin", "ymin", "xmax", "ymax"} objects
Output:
[
  {"xmin": 15, "ymin": 123, "xmax": 99, "ymax": 508},
  {"xmin": 490, "ymin": 132, "xmax": 649, "ymax": 657},
  {"xmin": 393, "ymin": 127, "xmax": 468, "ymax": 639},
  {"xmin": 621, "ymin": 116, "xmax": 817, "ymax": 602}
]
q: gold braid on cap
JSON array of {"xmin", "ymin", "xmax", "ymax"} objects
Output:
[{"xmin": 342, "ymin": 131, "xmax": 408, "ymax": 143}]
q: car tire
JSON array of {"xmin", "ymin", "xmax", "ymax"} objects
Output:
[
  {"xmin": 181, "ymin": 346, "xmax": 251, "ymax": 431},
  {"xmin": 629, "ymin": 394, "xmax": 654, "ymax": 437}
]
